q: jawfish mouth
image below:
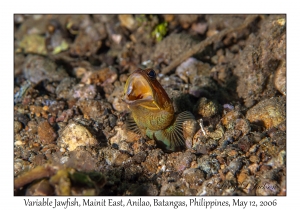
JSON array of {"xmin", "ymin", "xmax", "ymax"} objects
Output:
[{"xmin": 123, "ymin": 73, "xmax": 155, "ymax": 106}]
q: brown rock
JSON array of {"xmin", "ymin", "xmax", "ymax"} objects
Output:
[
  {"xmin": 141, "ymin": 149, "xmax": 163, "ymax": 174},
  {"xmin": 249, "ymin": 155, "xmax": 260, "ymax": 163},
  {"xmin": 228, "ymin": 149, "xmax": 238, "ymax": 158},
  {"xmin": 221, "ymin": 110, "xmax": 241, "ymax": 129},
  {"xmin": 76, "ymin": 99, "xmax": 112, "ymax": 120},
  {"xmin": 81, "ymin": 67, "xmax": 117, "ymax": 86},
  {"xmin": 246, "ymin": 97, "xmax": 286, "ymax": 129},
  {"xmin": 237, "ymin": 170, "xmax": 248, "ymax": 184},
  {"xmin": 118, "ymin": 15, "xmax": 136, "ymax": 31},
  {"xmin": 183, "ymin": 168, "xmax": 205, "ymax": 189},
  {"xmin": 14, "ymin": 121, "xmax": 23, "ymax": 133},
  {"xmin": 114, "ymin": 153, "xmax": 131, "ymax": 167},
  {"xmin": 235, "ymin": 119, "xmax": 251, "ymax": 136},
  {"xmin": 38, "ymin": 121, "xmax": 57, "ymax": 144}
]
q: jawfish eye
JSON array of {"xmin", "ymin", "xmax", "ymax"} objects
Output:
[{"xmin": 147, "ymin": 70, "xmax": 156, "ymax": 79}]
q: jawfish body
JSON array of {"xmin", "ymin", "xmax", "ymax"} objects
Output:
[{"xmin": 123, "ymin": 68, "xmax": 194, "ymax": 152}]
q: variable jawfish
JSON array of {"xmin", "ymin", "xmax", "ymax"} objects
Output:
[{"xmin": 123, "ymin": 68, "xmax": 195, "ymax": 152}]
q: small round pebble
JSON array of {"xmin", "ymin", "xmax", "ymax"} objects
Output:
[
  {"xmin": 59, "ymin": 122, "xmax": 98, "ymax": 151},
  {"xmin": 38, "ymin": 121, "xmax": 57, "ymax": 145},
  {"xmin": 14, "ymin": 121, "xmax": 23, "ymax": 133},
  {"xmin": 194, "ymin": 97, "xmax": 219, "ymax": 117}
]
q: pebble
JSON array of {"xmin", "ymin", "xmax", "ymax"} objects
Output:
[
  {"xmin": 182, "ymin": 119, "xmax": 199, "ymax": 149},
  {"xmin": 237, "ymin": 169, "xmax": 248, "ymax": 184},
  {"xmin": 141, "ymin": 149, "xmax": 163, "ymax": 174},
  {"xmin": 277, "ymin": 150, "xmax": 286, "ymax": 166},
  {"xmin": 14, "ymin": 133, "xmax": 22, "ymax": 142},
  {"xmin": 58, "ymin": 122, "xmax": 98, "ymax": 151},
  {"xmin": 55, "ymin": 78, "xmax": 76, "ymax": 100},
  {"xmin": 110, "ymin": 127, "xmax": 127, "ymax": 146},
  {"xmin": 258, "ymin": 137, "xmax": 280, "ymax": 159},
  {"xmin": 266, "ymin": 150, "xmax": 286, "ymax": 169},
  {"xmin": 112, "ymin": 97, "xmax": 127, "ymax": 112},
  {"xmin": 103, "ymin": 148, "xmax": 129, "ymax": 167},
  {"xmin": 178, "ymin": 15, "xmax": 198, "ymax": 29},
  {"xmin": 163, "ymin": 14, "xmax": 174, "ymax": 22},
  {"xmin": 239, "ymin": 175, "xmax": 256, "ymax": 195},
  {"xmin": 227, "ymin": 149, "xmax": 238, "ymax": 158},
  {"xmin": 76, "ymin": 99, "xmax": 111, "ymax": 120},
  {"xmin": 194, "ymin": 97, "xmax": 219, "ymax": 117},
  {"xmin": 14, "ymin": 140, "xmax": 25, "ymax": 146},
  {"xmin": 132, "ymin": 152, "xmax": 147, "ymax": 164},
  {"xmin": 56, "ymin": 109, "xmax": 74, "ymax": 123},
  {"xmin": 14, "ymin": 121, "xmax": 23, "ymax": 133},
  {"xmin": 228, "ymin": 157, "xmax": 243, "ymax": 175},
  {"xmin": 207, "ymin": 124, "xmax": 224, "ymax": 140},
  {"xmin": 270, "ymin": 130, "xmax": 286, "ymax": 148},
  {"xmin": 197, "ymin": 155, "xmax": 220, "ymax": 178},
  {"xmin": 237, "ymin": 136, "xmax": 252, "ymax": 152},
  {"xmin": 192, "ymin": 135, "xmax": 208, "ymax": 153},
  {"xmin": 235, "ymin": 118, "xmax": 251, "ymax": 136},
  {"xmin": 118, "ymin": 141, "xmax": 131, "ymax": 154},
  {"xmin": 246, "ymin": 97, "xmax": 285, "ymax": 129},
  {"xmin": 124, "ymin": 165, "xmax": 143, "ymax": 182},
  {"xmin": 23, "ymin": 55, "xmax": 68, "ymax": 84},
  {"xmin": 221, "ymin": 110, "xmax": 241, "ymax": 129},
  {"xmin": 278, "ymin": 121, "xmax": 286, "ymax": 132},
  {"xmin": 196, "ymin": 176, "xmax": 223, "ymax": 196},
  {"xmin": 259, "ymin": 164, "xmax": 272, "ymax": 172},
  {"xmin": 15, "ymin": 113, "xmax": 30, "ymax": 126},
  {"xmin": 114, "ymin": 153, "xmax": 131, "ymax": 167},
  {"xmin": 182, "ymin": 168, "xmax": 205, "ymax": 189},
  {"xmin": 81, "ymin": 67, "xmax": 117, "ymax": 86},
  {"xmin": 251, "ymin": 132, "xmax": 265, "ymax": 143},
  {"xmin": 278, "ymin": 175, "xmax": 286, "ymax": 196},
  {"xmin": 14, "ymin": 159, "xmax": 28, "ymax": 176},
  {"xmin": 248, "ymin": 144, "xmax": 258, "ymax": 153},
  {"xmin": 118, "ymin": 15, "xmax": 136, "ymax": 31},
  {"xmin": 18, "ymin": 34, "xmax": 47, "ymax": 55},
  {"xmin": 169, "ymin": 151, "xmax": 196, "ymax": 172},
  {"xmin": 60, "ymin": 148, "xmax": 66, "ymax": 153},
  {"xmin": 192, "ymin": 22, "xmax": 208, "ymax": 34},
  {"xmin": 72, "ymin": 84, "xmax": 97, "ymax": 100},
  {"xmin": 37, "ymin": 121, "xmax": 57, "ymax": 145},
  {"xmin": 249, "ymin": 155, "xmax": 260, "ymax": 163}
]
